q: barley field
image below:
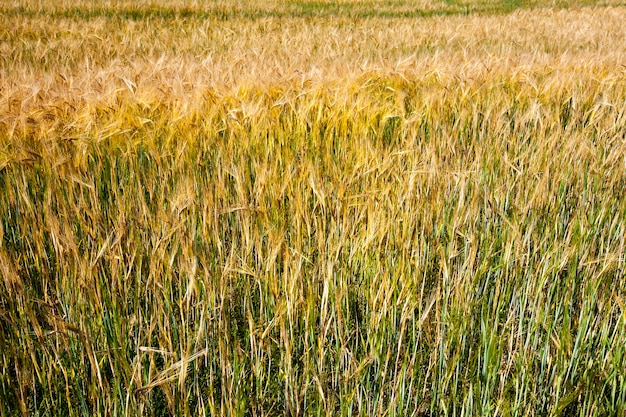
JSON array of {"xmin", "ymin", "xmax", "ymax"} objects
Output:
[{"xmin": 1, "ymin": 0, "xmax": 626, "ymax": 416}]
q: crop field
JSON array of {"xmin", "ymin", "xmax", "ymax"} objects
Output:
[{"xmin": 2, "ymin": 0, "xmax": 626, "ymax": 415}]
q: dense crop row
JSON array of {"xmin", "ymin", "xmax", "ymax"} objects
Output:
[{"xmin": 1, "ymin": 1, "xmax": 626, "ymax": 416}]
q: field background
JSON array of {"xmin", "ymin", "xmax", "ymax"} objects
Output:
[{"xmin": 2, "ymin": 0, "xmax": 626, "ymax": 416}]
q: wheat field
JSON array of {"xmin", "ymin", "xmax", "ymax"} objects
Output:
[{"xmin": 1, "ymin": 1, "xmax": 626, "ymax": 416}]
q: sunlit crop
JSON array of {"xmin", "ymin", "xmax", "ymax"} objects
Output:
[{"xmin": 1, "ymin": 1, "xmax": 626, "ymax": 416}]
